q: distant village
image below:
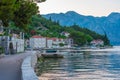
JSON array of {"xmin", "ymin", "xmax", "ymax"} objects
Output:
[{"xmin": 0, "ymin": 23, "xmax": 104, "ymax": 54}]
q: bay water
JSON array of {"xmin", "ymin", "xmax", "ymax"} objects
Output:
[{"xmin": 37, "ymin": 47, "xmax": 120, "ymax": 80}]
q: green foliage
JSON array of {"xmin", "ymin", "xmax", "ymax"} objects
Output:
[
  {"xmin": 70, "ymin": 31, "xmax": 88, "ymax": 45},
  {"xmin": 9, "ymin": 22, "xmax": 21, "ymax": 34},
  {"xmin": 27, "ymin": 15, "xmax": 65, "ymax": 38},
  {"xmin": 59, "ymin": 43, "xmax": 64, "ymax": 47},
  {"xmin": 0, "ymin": 46, "xmax": 4, "ymax": 54},
  {"xmin": 64, "ymin": 25, "xmax": 111, "ymax": 45},
  {"xmin": 0, "ymin": 0, "xmax": 19, "ymax": 26},
  {"xmin": 103, "ymin": 33, "xmax": 110, "ymax": 45},
  {"xmin": 0, "ymin": 0, "xmax": 40, "ymax": 31},
  {"xmin": 13, "ymin": 0, "xmax": 39, "ymax": 31},
  {"xmin": 70, "ymin": 25, "xmax": 104, "ymax": 39},
  {"xmin": 85, "ymin": 35, "xmax": 93, "ymax": 43}
]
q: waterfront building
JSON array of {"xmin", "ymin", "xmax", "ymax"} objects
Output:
[
  {"xmin": 0, "ymin": 34, "xmax": 24, "ymax": 54},
  {"xmin": 64, "ymin": 38, "xmax": 74, "ymax": 48},
  {"xmin": 29, "ymin": 35, "xmax": 74, "ymax": 49},
  {"xmin": 47, "ymin": 38, "xmax": 65, "ymax": 48},
  {"xmin": 30, "ymin": 36, "xmax": 46, "ymax": 49},
  {"xmin": 47, "ymin": 38, "xmax": 53, "ymax": 48},
  {"xmin": 52, "ymin": 38, "xmax": 65, "ymax": 48},
  {"xmin": 91, "ymin": 39, "xmax": 104, "ymax": 46}
]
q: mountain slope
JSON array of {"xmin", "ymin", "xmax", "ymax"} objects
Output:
[
  {"xmin": 42, "ymin": 11, "xmax": 120, "ymax": 45},
  {"xmin": 24, "ymin": 15, "xmax": 109, "ymax": 45}
]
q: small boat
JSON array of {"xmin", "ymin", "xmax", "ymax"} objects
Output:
[
  {"xmin": 46, "ymin": 49, "xmax": 57, "ymax": 53},
  {"xmin": 41, "ymin": 53, "xmax": 64, "ymax": 58}
]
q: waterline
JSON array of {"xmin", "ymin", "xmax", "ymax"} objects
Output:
[{"xmin": 37, "ymin": 49, "xmax": 120, "ymax": 80}]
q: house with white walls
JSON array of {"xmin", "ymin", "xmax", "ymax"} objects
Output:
[
  {"xmin": 0, "ymin": 34, "xmax": 24, "ymax": 54},
  {"xmin": 10, "ymin": 33, "xmax": 25, "ymax": 53},
  {"xmin": 10, "ymin": 36, "xmax": 24, "ymax": 53},
  {"xmin": 51, "ymin": 38, "xmax": 65, "ymax": 48},
  {"xmin": 47, "ymin": 38, "xmax": 53, "ymax": 48},
  {"xmin": 61, "ymin": 32, "xmax": 70, "ymax": 38},
  {"xmin": 91, "ymin": 39, "xmax": 104, "ymax": 46},
  {"xmin": 29, "ymin": 35, "xmax": 74, "ymax": 49},
  {"xmin": 46, "ymin": 38, "xmax": 65, "ymax": 48},
  {"xmin": 30, "ymin": 36, "xmax": 46, "ymax": 49},
  {"xmin": 64, "ymin": 38, "xmax": 74, "ymax": 48}
]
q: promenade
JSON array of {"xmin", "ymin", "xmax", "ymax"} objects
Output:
[{"xmin": 0, "ymin": 51, "xmax": 33, "ymax": 80}]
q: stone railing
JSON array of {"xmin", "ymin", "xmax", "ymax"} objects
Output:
[{"xmin": 21, "ymin": 51, "xmax": 38, "ymax": 80}]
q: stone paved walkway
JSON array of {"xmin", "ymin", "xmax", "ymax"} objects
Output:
[{"xmin": 0, "ymin": 51, "xmax": 33, "ymax": 80}]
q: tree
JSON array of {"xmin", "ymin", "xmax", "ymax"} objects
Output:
[
  {"xmin": 0, "ymin": 0, "xmax": 19, "ymax": 27},
  {"xmin": 70, "ymin": 31, "xmax": 86, "ymax": 45},
  {"xmin": 13, "ymin": 0, "xmax": 39, "ymax": 31},
  {"xmin": 59, "ymin": 43, "xmax": 64, "ymax": 47},
  {"xmin": 85, "ymin": 34, "xmax": 93, "ymax": 43},
  {"xmin": 0, "ymin": 0, "xmax": 46, "ymax": 28},
  {"xmin": 103, "ymin": 33, "xmax": 110, "ymax": 45}
]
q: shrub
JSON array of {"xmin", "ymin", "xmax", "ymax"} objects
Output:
[{"xmin": 0, "ymin": 46, "xmax": 4, "ymax": 54}]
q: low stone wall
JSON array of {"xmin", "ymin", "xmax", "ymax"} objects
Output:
[{"xmin": 21, "ymin": 51, "xmax": 39, "ymax": 80}]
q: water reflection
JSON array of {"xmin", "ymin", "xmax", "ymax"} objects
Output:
[{"xmin": 37, "ymin": 51, "xmax": 120, "ymax": 80}]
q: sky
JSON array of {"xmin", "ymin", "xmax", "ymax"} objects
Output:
[{"xmin": 37, "ymin": 0, "xmax": 120, "ymax": 17}]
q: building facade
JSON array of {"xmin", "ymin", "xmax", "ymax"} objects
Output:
[
  {"xmin": 91, "ymin": 39, "xmax": 104, "ymax": 46},
  {"xmin": 30, "ymin": 36, "xmax": 46, "ymax": 49},
  {"xmin": 29, "ymin": 35, "xmax": 74, "ymax": 49}
]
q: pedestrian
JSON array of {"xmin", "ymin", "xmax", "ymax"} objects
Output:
[{"xmin": 9, "ymin": 42, "xmax": 14, "ymax": 55}]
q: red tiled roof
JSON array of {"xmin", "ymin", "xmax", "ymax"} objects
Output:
[
  {"xmin": 59, "ymin": 38, "xmax": 63, "ymax": 41},
  {"xmin": 51, "ymin": 38, "xmax": 57, "ymax": 41},
  {"xmin": 32, "ymin": 35, "xmax": 44, "ymax": 38},
  {"xmin": 47, "ymin": 38, "xmax": 52, "ymax": 40},
  {"xmin": 91, "ymin": 39, "xmax": 103, "ymax": 43},
  {"xmin": 47, "ymin": 38, "xmax": 58, "ymax": 41}
]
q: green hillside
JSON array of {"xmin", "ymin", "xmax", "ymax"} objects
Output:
[{"xmin": 24, "ymin": 15, "xmax": 110, "ymax": 46}]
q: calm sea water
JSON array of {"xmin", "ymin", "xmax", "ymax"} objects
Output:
[{"xmin": 37, "ymin": 49, "xmax": 120, "ymax": 80}]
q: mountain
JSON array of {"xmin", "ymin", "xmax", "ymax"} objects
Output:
[{"xmin": 42, "ymin": 11, "xmax": 120, "ymax": 45}]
